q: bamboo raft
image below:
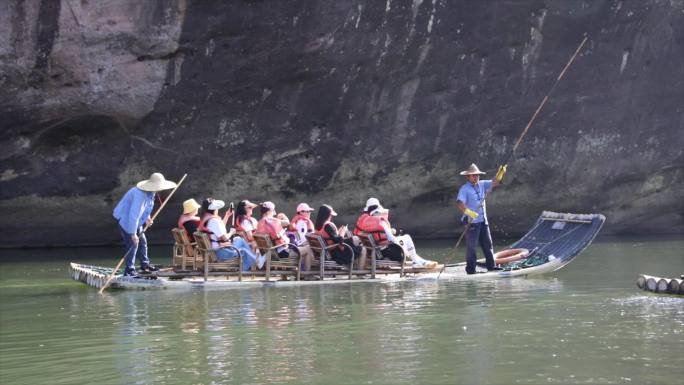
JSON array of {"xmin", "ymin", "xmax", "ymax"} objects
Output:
[
  {"xmin": 636, "ymin": 274, "xmax": 684, "ymax": 295},
  {"xmin": 69, "ymin": 211, "xmax": 605, "ymax": 290}
]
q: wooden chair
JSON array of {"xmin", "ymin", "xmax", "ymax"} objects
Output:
[
  {"xmin": 305, "ymin": 233, "xmax": 356, "ymax": 280},
  {"xmin": 253, "ymin": 234, "xmax": 301, "ymax": 281},
  {"xmin": 357, "ymin": 233, "xmax": 406, "ymax": 277},
  {"xmin": 172, "ymin": 228, "xmax": 200, "ymax": 270},
  {"xmin": 193, "ymin": 232, "xmax": 242, "ymax": 281}
]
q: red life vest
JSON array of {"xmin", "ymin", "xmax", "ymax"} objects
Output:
[
  {"xmin": 235, "ymin": 215, "xmax": 257, "ymax": 232},
  {"xmin": 357, "ymin": 215, "xmax": 390, "ymax": 245},
  {"xmin": 289, "ymin": 214, "xmax": 314, "ymax": 233},
  {"xmin": 178, "ymin": 213, "xmax": 200, "ymax": 237},
  {"xmin": 317, "ymin": 220, "xmax": 342, "ymax": 249},
  {"xmin": 198, "ymin": 213, "xmax": 221, "ymax": 242},
  {"xmin": 256, "ymin": 216, "xmax": 287, "ymax": 247},
  {"xmin": 353, "ymin": 213, "xmax": 370, "ymax": 236}
]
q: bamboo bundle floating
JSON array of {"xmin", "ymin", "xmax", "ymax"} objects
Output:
[
  {"xmin": 656, "ymin": 278, "xmax": 669, "ymax": 293},
  {"xmin": 637, "ymin": 274, "xmax": 684, "ymax": 295},
  {"xmin": 636, "ymin": 275, "xmax": 646, "ymax": 289},
  {"xmin": 667, "ymin": 278, "xmax": 682, "ymax": 294},
  {"xmin": 69, "ymin": 262, "xmax": 115, "ymax": 289}
]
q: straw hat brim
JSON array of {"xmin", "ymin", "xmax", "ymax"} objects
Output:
[
  {"xmin": 137, "ymin": 179, "xmax": 177, "ymax": 192},
  {"xmin": 183, "ymin": 200, "xmax": 201, "ymax": 214},
  {"xmin": 459, "ymin": 170, "xmax": 486, "ymax": 175}
]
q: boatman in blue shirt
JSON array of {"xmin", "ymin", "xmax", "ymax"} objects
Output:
[
  {"xmin": 113, "ymin": 173, "xmax": 177, "ymax": 276},
  {"xmin": 456, "ymin": 163, "xmax": 507, "ymax": 274}
]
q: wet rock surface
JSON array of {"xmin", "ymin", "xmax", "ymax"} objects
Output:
[{"xmin": 1, "ymin": 0, "xmax": 683, "ymax": 247}]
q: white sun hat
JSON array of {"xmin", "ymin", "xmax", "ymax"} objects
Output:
[
  {"xmin": 208, "ymin": 200, "xmax": 225, "ymax": 211},
  {"xmin": 363, "ymin": 197, "xmax": 382, "ymax": 211}
]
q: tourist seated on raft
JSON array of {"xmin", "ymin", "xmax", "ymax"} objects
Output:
[
  {"xmin": 177, "ymin": 198, "xmax": 202, "ymax": 238},
  {"xmin": 354, "ymin": 198, "xmax": 438, "ymax": 268},
  {"xmin": 198, "ymin": 198, "xmax": 262, "ymax": 271},
  {"xmin": 235, "ymin": 199, "xmax": 259, "ymax": 251},
  {"xmin": 314, "ymin": 204, "xmax": 361, "ymax": 266},
  {"xmin": 182, "ymin": 197, "xmax": 233, "ymax": 237},
  {"xmin": 255, "ymin": 201, "xmax": 313, "ymax": 270},
  {"xmin": 288, "ymin": 202, "xmax": 315, "ymax": 245}
]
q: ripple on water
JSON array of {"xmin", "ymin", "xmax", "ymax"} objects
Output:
[{"xmin": 2, "ymin": 239, "xmax": 684, "ymax": 384}]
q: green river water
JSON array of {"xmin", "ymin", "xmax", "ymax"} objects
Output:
[{"xmin": 0, "ymin": 236, "xmax": 682, "ymax": 385}]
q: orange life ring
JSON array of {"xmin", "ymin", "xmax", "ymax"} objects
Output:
[{"xmin": 493, "ymin": 248, "xmax": 529, "ymax": 265}]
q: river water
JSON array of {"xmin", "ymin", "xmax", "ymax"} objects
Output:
[{"xmin": 0, "ymin": 236, "xmax": 682, "ymax": 385}]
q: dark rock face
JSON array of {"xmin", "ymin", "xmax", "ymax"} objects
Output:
[{"xmin": 1, "ymin": 0, "xmax": 683, "ymax": 247}]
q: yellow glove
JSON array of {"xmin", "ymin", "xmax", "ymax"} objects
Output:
[
  {"xmin": 495, "ymin": 164, "xmax": 507, "ymax": 183},
  {"xmin": 464, "ymin": 208, "xmax": 479, "ymax": 220}
]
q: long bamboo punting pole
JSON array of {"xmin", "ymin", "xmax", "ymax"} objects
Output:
[
  {"xmin": 99, "ymin": 173, "xmax": 187, "ymax": 293},
  {"xmin": 438, "ymin": 36, "xmax": 588, "ymax": 278}
]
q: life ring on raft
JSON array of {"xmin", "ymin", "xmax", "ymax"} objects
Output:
[{"xmin": 493, "ymin": 248, "xmax": 529, "ymax": 265}]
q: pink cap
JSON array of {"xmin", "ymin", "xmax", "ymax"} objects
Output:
[
  {"xmin": 261, "ymin": 201, "xmax": 276, "ymax": 211},
  {"xmin": 296, "ymin": 202, "xmax": 314, "ymax": 212}
]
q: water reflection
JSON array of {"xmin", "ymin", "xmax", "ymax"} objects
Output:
[
  {"xmin": 74, "ymin": 277, "xmax": 575, "ymax": 384},
  {"xmin": 2, "ymin": 238, "xmax": 682, "ymax": 384}
]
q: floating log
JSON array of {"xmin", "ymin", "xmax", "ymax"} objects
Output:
[
  {"xmin": 636, "ymin": 275, "xmax": 646, "ymax": 289},
  {"xmin": 656, "ymin": 278, "xmax": 669, "ymax": 293},
  {"xmin": 637, "ymin": 274, "xmax": 684, "ymax": 296},
  {"xmin": 667, "ymin": 279, "xmax": 682, "ymax": 295}
]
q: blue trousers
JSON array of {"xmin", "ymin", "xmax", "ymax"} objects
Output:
[
  {"xmin": 119, "ymin": 225, "xmax": 150, "ymax": 272},
  {"xmin": 465, "ymin": 222, "xmax": 495, "ymax": 274},
  {"xmin": 215, "ymin": 237, "xmax": 257, "ymax": 272}
]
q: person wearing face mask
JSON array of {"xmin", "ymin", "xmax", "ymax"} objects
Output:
[{"xmin": 456, "ymin": 163, "xmax": 506, "ymax": 274}]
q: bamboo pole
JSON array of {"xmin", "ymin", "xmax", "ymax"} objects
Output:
[
  {"xmin": 99, "ymin": 173, "xmax": 187, "ymax": 293},
  {"xmin": 667, "ymin": 278, "xmax": 682, "ymax": 294},
  {"xmin": 656, "ymin": 278, "xmax": 669, "ymax": 293}
]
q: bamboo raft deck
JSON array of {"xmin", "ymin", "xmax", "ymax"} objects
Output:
[{"xmin": 69, "ymin": 211, "xmax": 606, "ymax": 291}]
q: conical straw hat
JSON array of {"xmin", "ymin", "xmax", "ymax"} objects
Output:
[
  {"xmin": 459, "ymin": 163, "xmax": 486, "ymax": 176},
  {"xmin": 137, "ymin": 173, "xmax": 177, "ymax": 192}
]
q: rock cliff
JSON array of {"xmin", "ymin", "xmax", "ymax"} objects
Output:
[{"xmin": 1, "ymin": 0, "xmax": 683, "ymax": 247}]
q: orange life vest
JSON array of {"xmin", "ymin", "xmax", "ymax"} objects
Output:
[
  {"xmin": 235, "ymin": 215, "xmax": 257, "ymax": 242},
  {"xmin": 256, "ymin": 216, "xmax": 287, "ymax": 247},
  {"xmin": 178, "ymin": 213, "xmax": 200, "ymax": 237},
  {"xmin": 235, "ymin": 215, "xmax": 257, "ymax": 232},
  {"xmin": 357, "ymin": 215, "xmax": 390, "ymax": 245},
  {"xmin": 353, "ymin": 213, "xmax": 370, "ymax": 236},
  {"xmin": 289, "ymin": 214, "xmax": 314, "ymax": 233},
  {"xmin": 317, "ymin": 220, "xmax": 342, "ymax": 249},
  {"xmin": 198, "ymin": 213, "xmax": 221, "ymax": 242}
]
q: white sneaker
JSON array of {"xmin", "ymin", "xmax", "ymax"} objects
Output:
[{"xmin": 257, "ymin": 255, "xmax": 266, "ymax": 269}]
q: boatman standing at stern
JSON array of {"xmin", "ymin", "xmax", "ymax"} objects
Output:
[
  {"xmin": 456, "ymin": 163, "xmax": 506, "ymax": 275},
  {"xmin": 113, "ymin": 173, "xmax": 177, "ymax": 276}
]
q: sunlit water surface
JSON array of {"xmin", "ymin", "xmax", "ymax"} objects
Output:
[{"xmin": 0, "ymin": 236, "xmax": 682, "ymax": 385}]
